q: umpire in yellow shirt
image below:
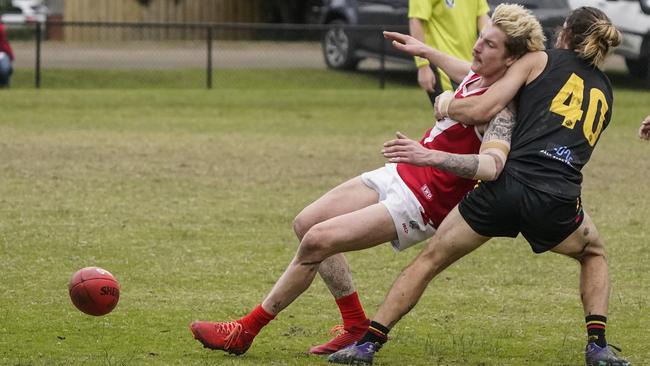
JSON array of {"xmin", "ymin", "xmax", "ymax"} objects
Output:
[{"xmin": 409, "ymin": 0, "xmax": 490, "ymax": 105}]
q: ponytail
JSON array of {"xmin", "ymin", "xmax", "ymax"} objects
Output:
[
  {"xmin": 579, "ymin": 20, "xmax": 622, "ymax": 66},
  {"xmin": 562, "ymin": 7, "xmax": 622, "ymax": 67}
]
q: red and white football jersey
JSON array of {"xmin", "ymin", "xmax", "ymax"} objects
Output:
[{"xmin": 396, "ymin": 71, "xmax": 489, "ymax": 228}]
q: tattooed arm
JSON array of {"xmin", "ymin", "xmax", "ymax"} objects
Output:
[{"xmin": 382, "ymin": 103, "xmax": 516, "ymax": 181}]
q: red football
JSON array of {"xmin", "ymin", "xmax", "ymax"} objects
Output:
[{"xmin": 68, "ymin": 267, "xmax": 120, "ymax": 316}]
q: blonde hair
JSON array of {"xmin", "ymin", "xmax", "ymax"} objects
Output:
[
  {"xmin": 491, "ymin": 3, "xmax": 546, "ymax": 59},
  {"xmin": 560, "ymin": 7, "xmax": 622, "ymax": 66}
]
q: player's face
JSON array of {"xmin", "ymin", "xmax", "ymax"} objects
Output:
[{"xmin": 470, "ymin": 25, "xmax": 515, "ymax": 78}]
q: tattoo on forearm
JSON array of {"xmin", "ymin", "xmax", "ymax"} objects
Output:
[
  {"xmin": 484, "ymin": 105, "xmax": 516, "ymax": 143},
  {"xmin": 438, "ymin": 154, "xmax": 479, "ymax": 179},
  {"xmin": 484, "ymin": 151, "xmax": 504, "ymax": 180},
  {"xmin": 434, "ymin": 105, "xmax": 515, "ymax": 179}
]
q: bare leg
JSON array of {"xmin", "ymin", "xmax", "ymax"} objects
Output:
[
  {"xmin": 550, "ymin": 216, "xmax": 630, "ymax": 366},
  {"xmin": 188, "ymin": 177, "xmax": 396, "ymax": 354},
  {"xmin": 262, "ymin": 203, "xmax": 396, "ymax": 315},
  {"xmin": 550, "ymin": 212, "xmax": 609, "ymax": 316},
  {"xmin": 318, "ymin": 255, "xmax": 356, "ymax": 298},
  {"xmin": 372, "ymin": 207, "xmax": 489, "ymax": 328},
  {"xmin": 293, "ymin": 176, "xmax": 382, "ymax": 299}
]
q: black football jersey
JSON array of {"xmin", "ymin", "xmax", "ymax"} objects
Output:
[{"xmin": 505, "ymin": 49, "xmax": 613, "ymax": 199}]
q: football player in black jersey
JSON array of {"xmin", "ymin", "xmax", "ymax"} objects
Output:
[{"xmin": 329, "ymin": 6, "xmax": 631, "ymax": 366}]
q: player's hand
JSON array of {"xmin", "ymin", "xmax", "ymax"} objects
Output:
[
  {"xmin": 382, "ymin": 132, "xmax": 435, "ymax": 166},
  {"xmin": 418, "ymin": 66, "xmax": 436, "ymax": 92},
  {"xmin": 434, "ymin": 91, "xmax": 454, "ymax": 120},
  {"xmin": 383, "ymin": 31, "xmax": 429, "ymax": 58},
  {"xmin": 639, "ymin": 115, "xmax": 650, "ymax": 141}
]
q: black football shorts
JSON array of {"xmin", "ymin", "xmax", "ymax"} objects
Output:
[{"xmin": 458, "ymin": 171, "xmax": 584, "ymax": 253}]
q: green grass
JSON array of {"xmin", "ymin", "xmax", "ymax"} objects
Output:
[{"xmin": 0, "ymin": 71, "xmax": 649, "ymax": 365}]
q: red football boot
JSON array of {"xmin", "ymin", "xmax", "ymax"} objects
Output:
[
  {"xmin": 190, "ymin": 320, "xmax": 255, "ymax": 355},
  {"xmin": 308, "ymin": 319, "xmax": 370, "ymax": 355}
]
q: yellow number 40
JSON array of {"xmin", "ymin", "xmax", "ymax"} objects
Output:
[{"xmin": 550, "ymin": 73, "xmax": 608, "ymax": 146}]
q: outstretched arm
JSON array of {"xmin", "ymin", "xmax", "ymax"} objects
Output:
[
  {"xmin": 409, "ymin": 18, "xmax": 437, "ymax": 92},
  {"xmin": 384, "ymin": 31, "xmax": 471, "ymax": 84},
  {"xmin": 382, "ymin": 104, "xmax": 516, "ymax": 181}
]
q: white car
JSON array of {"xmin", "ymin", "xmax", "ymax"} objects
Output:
[
  {"xmin": 569, "ymin": 0, "xmax": 650, "ymax": 86},
  {"xmin": 0, "ymin": 0, "xmax": 47, "ymax": 25}
]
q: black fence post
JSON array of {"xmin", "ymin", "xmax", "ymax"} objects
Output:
[
  {"xmin": 35, "ymin": 22, "xmax": 42, "ymax": 89},
  {"xmin": 207, "ymin": 26, "xmax": 213, "ymax": 89},
  {"xmin": 379, "ymin": 27, "xmax": 385, "ymax": 90}
]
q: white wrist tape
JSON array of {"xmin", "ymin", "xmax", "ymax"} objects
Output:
[
  {"xmin": 473, "ymin": 140, "xmax": 510, "ymax": 181},
  {"xmin": 437, "ymin": 91, "xmax": 454, "ymax": 118}
]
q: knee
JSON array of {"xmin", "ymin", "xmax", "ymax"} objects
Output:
[
  {"xmin": 416, "ymin": 250, "xmax": 443, "ymax": 281},
  {"xmin": 296, "ymin": 224, "xmax": 332, "ymax": 262},
  {"xmin": 575, "ymin": 240, "xmax": 606, "ymax": 263},
  {"xmin": 413, "ymin": 238, "xmax": 459, "ymax": 280},
  {"xmin": 292, "ymin": 212, "xmax": 313, "ymax": 241},
  {"xmin": 293, "ymin": 209, "xmax": 327, "ymax": 241}
]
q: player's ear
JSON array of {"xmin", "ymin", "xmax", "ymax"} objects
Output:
[{"xmin": 505, "ymin": 55, "xmax": 517, "ymax": 67}]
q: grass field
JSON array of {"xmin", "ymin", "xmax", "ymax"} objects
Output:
[{"xmin": 1, "ymin": 70, "xmax": 649, "ymax": 365}]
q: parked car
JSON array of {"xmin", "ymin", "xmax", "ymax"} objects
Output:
[
  {"xmin": 569, "ymin": 0, "xmax": 650, "ymax": 87},
  {"xmin": 0, "ymin": 0, "xmax": 47, "ymax": 25},
  {"xmin": 318, "ymin": 0, "xmax": 408, "ymax": 70},
  {"xmin": 317, "ymin": 0, "xmax": 570, "ymax": 70}
]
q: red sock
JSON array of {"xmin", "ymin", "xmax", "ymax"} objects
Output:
[
  {"xmin": 336, "ymin": 292, "xmax": 368, "ymax": 329},
  {"xmin": 239, "ymin": 304, "xmax": 275, "ymax": 336}
]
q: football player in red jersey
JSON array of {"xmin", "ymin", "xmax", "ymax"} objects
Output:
[{"xmin": 190, "ymin": 4, "xmax": 545, "ymax": 357}]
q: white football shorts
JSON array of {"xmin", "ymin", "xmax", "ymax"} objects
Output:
[{"xmin": 361, "ymin": 163, "xmax": 436, "ymax": 251}]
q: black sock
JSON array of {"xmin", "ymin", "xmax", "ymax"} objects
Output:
[
  {"xmin": 586, "ymin": 315, "xmax": 607, "ymax": 347},
  {"xmin": 358, "ymin": 321, "xmax": 389, "ymax": 345}
]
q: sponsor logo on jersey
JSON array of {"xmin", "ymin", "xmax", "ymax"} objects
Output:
[
  {"xmin": 540, "ymin": 143, "xmax": 582, "ymax": 167},
  {"xmin": 420, "ymin": 184, "xmax": 433, "ymax": 200}
]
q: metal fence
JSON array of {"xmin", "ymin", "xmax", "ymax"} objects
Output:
[{"xmin": 10, "ymin": 20, "xmax": 414, "ymax": 89}]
